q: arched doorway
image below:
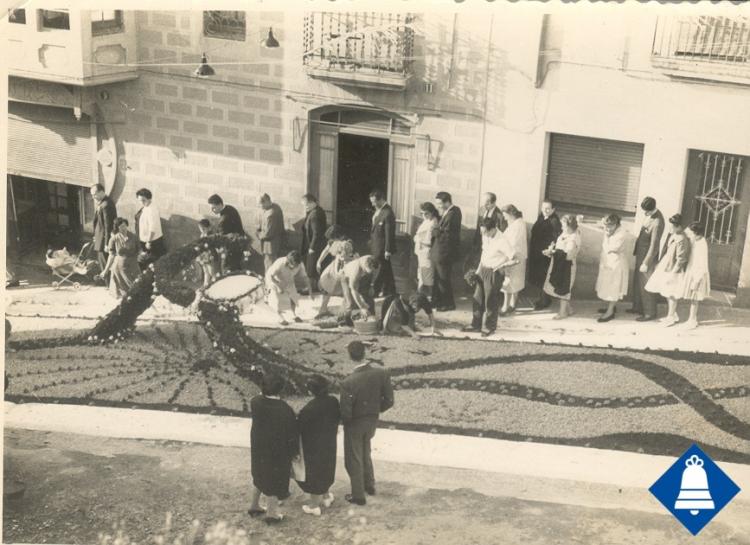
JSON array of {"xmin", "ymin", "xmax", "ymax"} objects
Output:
[{"xmin": 308, "ymin": 106, "xmax": 416, "ymax": 252}]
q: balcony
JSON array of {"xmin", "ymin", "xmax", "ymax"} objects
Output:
[
  {"xmin": 5, "ymin": 9, "xmax": 138, "ymax": 86},
  {"xmin": 303, "ymin": 12, "xmax": 415, "ymax": 91},
  {"xmin": 652, "ymin": 16, "xmax": 750, "ymax": 84}
]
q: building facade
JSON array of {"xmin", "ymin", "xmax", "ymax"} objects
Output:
[{"xmin": 6, "ymin": 8, "xmax": 750, "ymax": 304}]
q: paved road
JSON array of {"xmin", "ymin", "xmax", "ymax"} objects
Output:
[{"xmin": 4, "ymin": 429, "xmax": 749, "ymax": 545}]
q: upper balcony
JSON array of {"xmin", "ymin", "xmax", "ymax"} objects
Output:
[
  {"xmin": 303, "ymin": 12, "xmax": 415, "ymax": 91},
  {"xmin": 651, "ymin": 15, "xmax": 750, "ymax": 85},
  {"xmin": 5, "ymin": 9, "xmax": 138, "ymax": 86}
]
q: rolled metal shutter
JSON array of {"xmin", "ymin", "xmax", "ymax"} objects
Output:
[
  {"xmin": 546, "ymin": 134, "xmax": 644, "ymax": 212},
  {"xmin": 7, "ymin": 101, "xmax": 94, "ymax": 187}
]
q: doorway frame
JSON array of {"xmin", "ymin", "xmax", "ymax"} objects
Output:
[{"xmin": 307, "ymin": 106, "xmax": 417, "ymax": 233}]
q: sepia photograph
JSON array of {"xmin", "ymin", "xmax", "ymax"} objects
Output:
[{"xmin": 2, "ymin": 0, "xmax": 749, "ymax": 543}]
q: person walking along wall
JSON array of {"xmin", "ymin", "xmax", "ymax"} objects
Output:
[
  {"xmin": 431, "ymin": 192, "xmax": 463, "ymax": 312},
  {"xmin": 90, "ymin": 183, "xmax": 117, "ymax": 284},
  {"xmin": 630, "ymin": 197, "xmax": 665, "ymax": 322},
  {"xmin": 134, "ymin": 188, "xmax": 166, "ymax": 272},
  {"xmin": 209, "ymin": 194, "xmax": 245, "ymax": 272},
  {"xmin": 595, "ymin": 214, "xmax": 629, "ymax": 322},
  {"xmin": 368, "ymin": 189, "xmax": 397, "ymax": 298},
  {"xmin": 256, "ymin": 193, "xmax": 286, "ymax": 273},
  {"xmin": 528, "ymin": 200, "xmax": 561, "ymax": 310},
  {"xmin": 301, "ymin": 194, "xmax": 327, "ymax": 293}
]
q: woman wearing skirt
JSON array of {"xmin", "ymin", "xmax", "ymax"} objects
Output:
[
  {"xmin": 680, "ymin": 221, "xmax": 711, "ymax": 329},
  {"xmin": 413, "ymin": 202, "xmax": 439, "ymax": 301},
  {"xmin": 595, "ymin": 214, "xmax": 629, "ymax": 322},
  {"xmin": 500, "ymin": 204, "xmax": 526, "ymax": 315},
  {"xmin": 315, "ymin": 225, "xmax": 357, "ymax": 318},
  {"xmin": 98, "ymin": 218, "xmax": 140, "ymax": 299},
  {"xmin": 543, "ymin": 214, "xmax": 582, "ymax": 320},
  {"xmin": 645, "ymin": 213, "xmax": 690, "ymax": 326}
]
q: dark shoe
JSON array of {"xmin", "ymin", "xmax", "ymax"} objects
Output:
[
  {"xmin": 635, "ymin": 315, "xmax": 655, "ymax": 322},
  {"xmin": 293, "ymin": 316, "xmax": 303, "ymax": 323},
  {"xmin": 626, "ymin": 308, "xmax": 641, "ymax": 315},
  {"xmin": 481, "ymin": 329, "xmax": 496, "ymax": 338},
  {"xmin": 597, "ymin": 312, "xmax": 616, "ymax": 323},
  {"xmin": 365, "ymin": 486, "xmax": 376, "ymax": 496},
  {"xmin": 264, "ymin": 514, "xmax": 284, "ymax": 524},
  {"xmin": 345, "ymin": 494, "xmax": 366, "ymax": 506},
  {"xmin": 461, "ymin": 325, "xmax": 481, "ymax": 333},
  {"xmin": 247, "ymin": 508, "xmax": 267, "ymax": 518},
  {"xmin": 533, "ymin": 301, "xmax": 550, "ymax": 311}
]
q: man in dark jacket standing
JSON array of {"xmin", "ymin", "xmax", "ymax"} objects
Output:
[
  {"xmin": 630, "ymin": 196, "xmax": 665, "ymax": 321},
  {"xmin": 473, "ymin": 192, "xmax": 506, "ymax": 250},
  {"xmin": 209, "ymin": 194, "xmax": 245, "ymax": 271},
  {"xmin": 340, "ymin": 340, "xmax": 394, "ymax": 506},
  {"xmin": 529, "ymin": 200, "xmax": 562, "ymax": 310},
  {"xmin": 90, "ymin": 184, "xmax": 117, "ymax": 284},
  {"xmin": 430, "ymin": 191, "xmax": 463, "ymax": 311},
  {"xmin": 256, "ymin": 193, "xmax": 286, "ymax": 273},
  {"xmin": 368, "ymin": 189, "xmax": 397, "ymax": 298},
  {"xmin": 301, "ymin": 193, "xmax": 327, "ymax": 292}
]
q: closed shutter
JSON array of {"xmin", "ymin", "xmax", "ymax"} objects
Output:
[
  {"xmin": 388, "ymin": 142, "xmax": 413, "ymax": 235},
  {"xmin": 7, "ymin": 101, "xmax": 95, "ymax": 187},
  {"xmin": 546, "ymin": 134, "xmax": 644, "ymax": 213}
]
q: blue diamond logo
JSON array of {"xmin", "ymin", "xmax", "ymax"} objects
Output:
[{"xmin": 649, "ymin": 444, "xmax": 741, "ymax": 535}]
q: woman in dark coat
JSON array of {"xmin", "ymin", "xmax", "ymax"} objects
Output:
[
  {"xmin": 297, "ymin": 375, "xmax": 340, "ymax": 516},
  {"xmin": 529, "ymin": 200, "xmax": 562, "ymax": 310},
  {"xmin": 248, "ymin": 374, "xmax": 298, "ymax": 524}
]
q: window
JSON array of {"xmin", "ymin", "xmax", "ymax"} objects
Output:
[
  {"xmin": 203, "ymin": 11, "xmax": 246, "ymax": 41},
  {"xmin": 8, "ymin": 9, "xmax": 26, "ymax": 24},
  {"xmin": 91, "ymin": 10, "xmax": 124, "ymax": 36},
  {"xmin": 41, "ymin": 9, "xmax": 70, "ymax": 30},
  {"xmin": 546, "ymin": 134, "xmax": 644, "ymax": 215}
]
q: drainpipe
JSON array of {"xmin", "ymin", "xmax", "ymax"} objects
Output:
[{"xmin": 475, "ymin": 14, "xmax": 494, "ymax": 221}]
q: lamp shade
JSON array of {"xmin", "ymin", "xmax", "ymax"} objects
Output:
[
  {"xmin": 194, "ymin": 53, "xmax": 215, "ymax": 78},
  {"xmin": 262, "ymin": 27, "xmax": 280, "ymax": 48}
]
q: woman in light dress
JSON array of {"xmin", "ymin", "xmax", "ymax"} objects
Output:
[
  {"xmin": 499, "ymin": 204, "xmax": 526, "ymax": 315},
  {"xmin": 645, "ymin": 213, "xmax": 690, "ymax": 326},
  {"xmin": 413, "ymin": 202, "xmax": 439, "ymax": 301},
  {"xmin": 679, "ymin": 221, "xmax": 711, "ymax": 329},
  {"xmin": 594, "ymin": 214, "xmax": 629, "ymax": 322},
  {"xmin": 99, "ymin": 217, "xmax": 140, "ymax": 299},
  {"xmin": 543, "ymin": 214, "xmax": 582, "ymax": 320},
  {"xmin": 315, "ymin": 225, "xmax": 357, "ymax": 318}
]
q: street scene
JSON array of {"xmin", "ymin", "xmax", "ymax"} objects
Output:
[{"xmin": 4, "ymin": 3, "xmax": 750, "ymax": 544}]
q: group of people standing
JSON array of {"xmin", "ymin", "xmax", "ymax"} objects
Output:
[{"xmin": 249, "ymin": 340, "xmax": 393, "ymax": 523}]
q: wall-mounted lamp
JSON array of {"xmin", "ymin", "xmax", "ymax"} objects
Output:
[
  {"xmin": 194, "ymin": 53, "xmax": 215, "ymax": 78},
  {"xmin": 262, "ymin": 27, "xmax": 279, "ymax": 48}
]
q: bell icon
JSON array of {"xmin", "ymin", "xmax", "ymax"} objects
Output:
[{"xmin": 674, "ymin": 454, "xmax": 715, "ymax": 515}]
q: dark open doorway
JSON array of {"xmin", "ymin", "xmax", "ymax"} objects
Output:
[{"xmin": 336, "ymin": 133, "xmax": 390, "ymax": 252}]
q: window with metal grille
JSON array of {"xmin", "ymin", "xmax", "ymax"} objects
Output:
[
  {"xmin": 92, "ymin": 10, "xmax": 124, "ymax": 36},
  {"xmin": 203, "ymin": 11, "xmax": 246, "ymax": 41},
  {"xmin": 545, "ymin": 133, "xmax": 645, "ymax": 216},
  {"xmin": 41, "ymin": 9, "xmax": 70, "ymax": 30},
  {"xmin": 653, "ymin": 16, "xmax": 750, "ymax": 64},
  {"xmin": 8, "ymin": 9, "xmax": 26, "ymax": 24}
]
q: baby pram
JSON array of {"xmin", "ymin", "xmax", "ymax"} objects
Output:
[{"xmin": 46, "ymin": 242, "xmax": 97, "ymax": 289}]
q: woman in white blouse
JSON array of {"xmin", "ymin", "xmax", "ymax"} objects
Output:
[
  {"xmin": 499, "ymin": 204, "xmax": 526, "ymax": 315},
  {"xmin": 413, "ymin": 202, "xmax": 439, "ymax": 301},
  {"xmin": 595, "ymin": 214, "xmax": 629, "ymax": 322}
]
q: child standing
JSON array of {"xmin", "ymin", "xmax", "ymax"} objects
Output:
[
  {"xmin": 680, "ymin": 221, "xmax": 711, "ymax": 329},
  {"xmin": 197, "ymin": 219, "xmax": 218, "ymax": 288}
]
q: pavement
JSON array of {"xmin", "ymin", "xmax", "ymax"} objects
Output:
[
  {"xmin": 5, "ymin": 282, "xmax": 750, "ymax": 355},
  {"xmin": 4, "ymin": 410, "xmax": 750, "ymax": 544}
]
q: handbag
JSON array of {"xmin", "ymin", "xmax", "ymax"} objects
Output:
[{"xmin": 290, "ymin": 437, "xmax": 306, "ymax": 482}]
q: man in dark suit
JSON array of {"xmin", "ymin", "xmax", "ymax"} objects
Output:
[
  {"xmin": 340, "ymin": 340, "xmax": 394, "ymax": 506},
  {"xmin": 473, "ymin": 192, "xmax": 506, "ymax": 250},
  {"xmin": 529, "ymin": 200, "xmax": 562, "ymax": 310},
  {"xmin": 300, "ymin": 193, "xmax": 327, "ymax": 292},
  {"xmin": 209, "ymin": 194, "xmax": 245, "ymax": 271},
  {"xmin": 630, "ymin": 196, "xmax": 665, "ymax": 321},
  {"xmin": 368, "ymin": 189, "xmax": 397, "ymax": 298},
  {"xmin": 90, "ymin": 184, "xmax": 117, "ymax": 284},
  {"xmin": 430, "ymin": 191, "xmax": 463, "ymax": 311},
  {"xmin": 256, "ymin": 193, "xmax": 286, "ymax": 273}
]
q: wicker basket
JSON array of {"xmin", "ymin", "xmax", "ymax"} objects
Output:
[{"xmin": 353, "ymin": 319, "xmax": 380, "ymax": 335}]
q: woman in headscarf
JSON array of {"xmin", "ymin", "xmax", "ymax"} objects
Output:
[{"xmin": 595, "ymin": 214, "xmax": 629, "ymax": 322}]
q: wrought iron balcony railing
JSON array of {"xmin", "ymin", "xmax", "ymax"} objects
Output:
[
  {"xmin": 652, "ymin": 16, "xmax": 750, "ymax": 83},
  {"xmin": 303, "ymin": 12, "xmax": 415, "ymax": 90}
]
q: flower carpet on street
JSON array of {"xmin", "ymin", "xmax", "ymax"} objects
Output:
[{"xmin": 6, "ymin": 322, "xmax": 750, "ymax": 464}]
